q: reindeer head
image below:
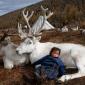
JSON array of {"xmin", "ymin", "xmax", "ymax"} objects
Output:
[{"xmin": 16, "ymin": 6, "xmax": 54, "ymax": 54}]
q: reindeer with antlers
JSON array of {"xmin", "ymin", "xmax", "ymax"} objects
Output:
[
  {"xmin": 16, "ymin": 6, "xmax": 85, "ymax": 82},
  {"xmin": 0, "ymin": 6, "xmax": 54, "ymax": 69}
]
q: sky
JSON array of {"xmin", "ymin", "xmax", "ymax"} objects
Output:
[{"xmin": 0, "ymin": 0, "xmax": 42, "ymax": 16}]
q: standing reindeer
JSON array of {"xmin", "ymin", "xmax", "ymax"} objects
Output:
[{"xmin": 16, "ymin": 6, "xmax": 85, "ymax": 82}]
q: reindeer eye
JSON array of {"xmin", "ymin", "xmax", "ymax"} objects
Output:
[
  {"xmin": 29, "ymin": 41, "xmax": 32, "ymax": 44},
  {"xmin": 26, "ymin": 41, "xmax": 32, "ymax": 44}
]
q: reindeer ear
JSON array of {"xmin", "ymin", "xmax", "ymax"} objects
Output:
[{"xmin": 36, "ymin": 36, "xmax": 41, "ymax": 41}]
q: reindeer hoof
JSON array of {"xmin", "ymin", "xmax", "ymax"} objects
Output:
[{"xmin": 58, "ymin": 75, "xmax": 70, "ymax": 82}]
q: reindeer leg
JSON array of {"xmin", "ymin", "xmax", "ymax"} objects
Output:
[
  {"xmin": 3, "ymin": 57, "xmax": 14, "ymax": 69},
  {"xmin": 59, "ymin": 71, "xmax": 85, "ymax": 82},
  {"xmin": 59, "ymin": 59, "xmax": 85, "ymax": 82}
]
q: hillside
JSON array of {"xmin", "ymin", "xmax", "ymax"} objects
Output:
[{"xmin": 0, "ymin": 0, "xmax": 85, "ymax": 30}]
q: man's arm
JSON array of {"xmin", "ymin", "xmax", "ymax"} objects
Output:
[
  {"xmin": 54, "ymin": 57, "xmax": 65, "ymax": 67},
  {"xmin": 33, "ymin": 55, "xmax": 49, "ymax": 65}
]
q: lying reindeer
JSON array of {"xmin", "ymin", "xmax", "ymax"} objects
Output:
[
  {"xmin": 0, "ymin": 36, "xmax": 29, "ymax": 69},
  {"xmin": 0, "ymin": 5, "xmax": 54, "ymax": 69},
  {"xmin": 16, "ymin": 6, "xmax": 85, "ymax": 82}
]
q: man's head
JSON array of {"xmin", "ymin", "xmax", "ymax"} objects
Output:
[{"xmin": 50, "ymin": 47, "xmax": 61, "ymax": 58}]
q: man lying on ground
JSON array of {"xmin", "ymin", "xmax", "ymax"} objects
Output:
[{"xmin": 33, "ymin": 47, "xmax": 65, "ymax": 80}]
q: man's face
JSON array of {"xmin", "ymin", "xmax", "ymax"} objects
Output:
[{"xmin": 51, "ymin": 50, "xmax": 60, "ymax": 58}]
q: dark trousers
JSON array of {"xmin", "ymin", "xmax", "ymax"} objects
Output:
[
  {"xmin": 35, "ymin": 65, "xmax": 59, "ymax": 80},
  {"xmin": 58, "ymin": 65, "xmax": 65, "ymax": 77}
]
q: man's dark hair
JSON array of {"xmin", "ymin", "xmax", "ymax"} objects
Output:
[{"xmin": 50, "ymin": 47, "xmax": 61, "ymax": 55}]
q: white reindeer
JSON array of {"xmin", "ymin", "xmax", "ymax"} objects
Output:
[
  {"xmin": 79, "ymin": 29, "xmax": 85, "ymax": 35},
  {"xmin": 0, "ymin": 6, "xmax": 55, "ymax": 69},
  {"xmin": 16, "ymin": 6, "xmax": 85, "ymax": 82},
  {"xmin": 61, "ymin": 26, "xmax": 69, "ymax": 32},
  {"xmin": 71, "ymin": 26, "xmax": 79, "ymax": 31},
  {"xmin": 0, "ymin": 36, "xmax": 29, "ymax": 69}
]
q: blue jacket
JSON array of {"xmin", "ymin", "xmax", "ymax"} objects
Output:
[
  {"xmin": 33, "ymin": 55, "xmax": 64, "ymax": 67},
  {"xmin": 33, "ymin": 55, "xmax": 65, "ymax": 78}
]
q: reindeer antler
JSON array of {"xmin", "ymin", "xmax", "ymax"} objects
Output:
[
  {"xmin": 28, "ymin": 5, "xmax": 54, "ymax": 36},
  {"xmin": 41, "ymin": 5, "xmax": 53, "ymax": 19},
  {"xmin": 18, "ymin": 22, "xmax": 23, "ymax": 35},
  {"xmin": 22, "ymin": 8, "xmax": 34, "ymax": 35},
  {"xmin": 41, "ymin": 5, "xmax": 48, "ymax": 12},
  {"xmin": 18, "ymin": 22, "xmax": 28, "ymax": 39},
  {"xmin": 21, "ymin": 6, "xmax": 54, "ymax": 39},
  {"xmin": 46, "ymin": 11, "xmax": 54, "ymax": 19},
  {"xmin": 33, "ymin": 5, "xmax": 54, "ymax": 34}
]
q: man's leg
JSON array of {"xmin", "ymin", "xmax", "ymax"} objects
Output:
[
  {"xmin": 58, "ymin": 66, "xmax": 65, "ymax": 77},
  {"xmin": 35, "ymin": 66, "xmax": 41, "ymax": 78}
]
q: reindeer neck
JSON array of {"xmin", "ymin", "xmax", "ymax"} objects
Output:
[
  {"xmin": 33, "ymin": 39, "xmax": 40, "ymax": 44},
  {"xmin": 34, "ymin": 41, "xmax": 41, "ymax": 47}
]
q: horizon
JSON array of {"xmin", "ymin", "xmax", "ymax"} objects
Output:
[{"xmin": 0, "ymin": 0, "xmax": 42, "ymax": 16}]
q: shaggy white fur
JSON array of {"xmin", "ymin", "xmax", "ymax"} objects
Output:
[{"xmin": 1, "ymin": 42, "xmax": 29, "ymax": 69}]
